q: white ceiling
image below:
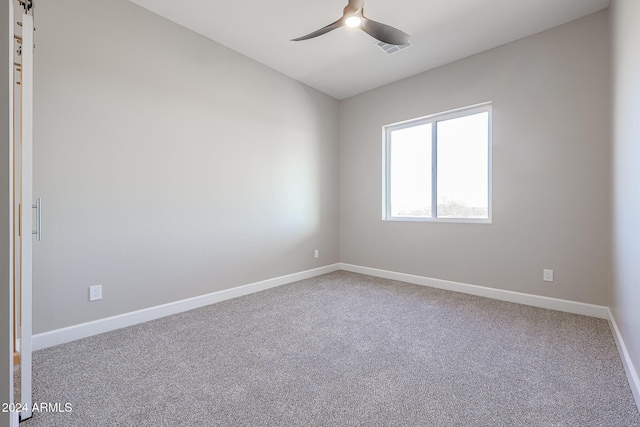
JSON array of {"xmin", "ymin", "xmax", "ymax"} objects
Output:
[{"xmin": 127, "ymin": 0, "xmax": 609, "ymax": 100}]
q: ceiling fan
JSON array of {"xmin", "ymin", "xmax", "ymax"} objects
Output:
[{"xmin": 291, "ymin": 0, "xmax": 410, "ymax": 46}]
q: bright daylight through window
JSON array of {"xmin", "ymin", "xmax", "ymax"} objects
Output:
[{"xmin": 383, "ymin": 104, "xmax": 491, "ymax": 222}]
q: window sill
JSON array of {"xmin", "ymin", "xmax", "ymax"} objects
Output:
[{"xmin": 383, "ymin": 217, "xmax": 492, "ymax": 224}]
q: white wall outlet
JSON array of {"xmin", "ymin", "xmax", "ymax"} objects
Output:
[
  {"xmin": 314, "ymin": 249, "xmax": 319, "ymax": 259},
  {"xmin": 543, "ymin": 269, "xmax": 554, "ymax": 282},
  {"xmin": 89, "ymin": 284, "xmax": 102, "ymax": 301}
]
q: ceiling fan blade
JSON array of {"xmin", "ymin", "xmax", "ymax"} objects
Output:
[
  {"xmin": 361, "ymin": 16, "xmax": 410, "ymax": 45},
  {"xmin": 291, "ymin": 18, "xmax": 344, "ymax": 41}
]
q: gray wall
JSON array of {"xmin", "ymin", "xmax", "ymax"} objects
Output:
[
  {"xmin": 340, "ymin": 11, "xmax": 610, "ymax": 305},
  {"xmin": 32, "ymin": 0, "xmax": 340, "ymax": 334},
  {"xmin": 611, "ymin": 0, "xmax": 640, "ymax": 394},
  {"xmin": 1, "ymin": 2, "xmax": 11, "ymax": 425}
]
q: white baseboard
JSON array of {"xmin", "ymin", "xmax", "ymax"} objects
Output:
[
  {"xmin": 32, "ymin": 263, "xmax": 340, "ymax": 351},
  {"xmin": 608, "ymin": 309, "xmax": 640, "ymax": 410},
  {"xmin": 31, "ymin": 262, "xmax": 610, "ymax": 347},
  {"xmin": 340, "ymin": 263, "xmax": 610, "ymax": 319}
]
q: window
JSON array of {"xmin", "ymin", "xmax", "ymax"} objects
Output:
[{"xmin": 383, "ymin": 103, "xmax": 492, "ymax": 223}]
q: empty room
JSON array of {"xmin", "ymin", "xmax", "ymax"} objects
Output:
[{"xmin": 2, "ymin": 0, "xmax": 640, "ymax": 426}]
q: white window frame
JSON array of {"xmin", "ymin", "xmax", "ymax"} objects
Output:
[{"xmin": 383, "ymin": 102, "xmax": 492, "ymax": 223}]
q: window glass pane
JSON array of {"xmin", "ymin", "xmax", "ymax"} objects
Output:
[
  {"xmin": 436, "ymin": 112, "xmax": 489, "ymax": 218},
  {"xmin": 389, "ymin": 124, "xmax": 432, "ymax": 217}
]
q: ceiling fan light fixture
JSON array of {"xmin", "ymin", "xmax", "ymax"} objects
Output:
[
  {"xmin": 345, "ymin": 16, "xmax": 361, "ymax": 27},
  {"xmin": 291, "ymin": 0, "xmax": 410, "ymax": 45}
]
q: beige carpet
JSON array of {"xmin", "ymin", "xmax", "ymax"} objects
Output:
[{"xmin": 18, "ymin": 271, "xmax": 640, "ymax": 426}]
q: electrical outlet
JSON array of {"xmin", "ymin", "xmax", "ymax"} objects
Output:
[
  {"xmin": 314, "ymin": 249, "xmax": 319, "ymax": 259},
  {"xmin": 543, "ymin": 269, "xmax": 554, "ymax": 282},
  {"xmin": 89, "ymin": 284, "xmax": 102, "ymax": 301}
]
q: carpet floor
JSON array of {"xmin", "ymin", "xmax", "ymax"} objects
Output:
[{"xmin": 18, "ymin": 271, "xmax": 640, "ymax": 426}]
